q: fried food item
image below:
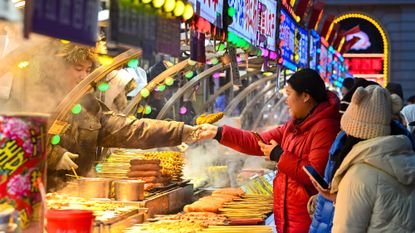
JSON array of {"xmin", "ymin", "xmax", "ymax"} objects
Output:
[
  {"xmin": 130, "ymin": 164, "xmax": 161, "ymax": 171},
  {"xmin": 212, "ymin": 188, "xmax": 245, "ymax": 197},
  {"xmin": 130, "ymin": 159, "xmax": 161, "ymax": 165},
  {"xmin": 195, "ymin": 112, "xmax": 224, "ymax": 125},
  {"xmin": 127, "ymin": 170, "xmax": 161, "ymax": 177}
]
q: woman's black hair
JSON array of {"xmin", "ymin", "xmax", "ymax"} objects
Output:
[
  {"xmin": 287, "ymin": 68, "xmax": 328, "ymax": 103},
  {"xmin": 330, "ymin": 135, "xmax": 363, "ymax": 181}
]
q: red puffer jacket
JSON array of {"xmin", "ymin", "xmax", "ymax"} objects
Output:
[{"xmin": 219, "ymin": 92, "xmax": 340, "ymax": 233}]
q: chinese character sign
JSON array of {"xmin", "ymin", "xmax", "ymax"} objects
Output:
[
  {"xmin": 189, "ymin": 0, "xmax": 224, "ymax": 28},
  {"xmin": 256, "ymin": 0, "xmax": 277, "ymax": 51},
  {"xmin": 0, "ymin": 115, "xmax": 47, "ymax": 228},
  {"xmin": 279, "ymin": 9, "xmax": 295, "ymax": 65},
  {"xmin": 297, "ymin": 26, "xmax": 308, "ymax": 67},
  {"xmin": 309, "ymin": 30, "xmax": 320, "ymax": 70},
  {"xmin": 228, "ymin": 0, "xmax": 258, "ymax": 43}
]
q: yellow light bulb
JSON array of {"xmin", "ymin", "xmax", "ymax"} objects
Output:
[
  {"xmin": 164, "ymin": 0, "xmax": 176, "ymax": 12},
  {"xmin": 153, "ymin": 0, "xmax": 165, "ymax": 8},
  {"xmin": 182, "ymin": 3, "xmax": 194, "ymax": 20},
  {"xmin": 174, "ymin": 0, "xmax": 185, "ymax": 16},
  {"xmin": 142, "ymin": 0, "xmax": 152, "ymax": 3}
]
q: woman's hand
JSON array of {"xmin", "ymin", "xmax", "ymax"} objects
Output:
[
  {"xmin": 258, "ymin": 140, "xmax": 278, "ymax": 160},
  {"xmin": 195, "ymin": 124, "xmax": 218, "ymax": 141},
  {"xmin": 311, "ymin": 179, "xmax": 337, "ymax": 202}
]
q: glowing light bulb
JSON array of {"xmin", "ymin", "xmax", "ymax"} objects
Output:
[
  {"xmin": 174, "ymin": 0, "xmax": 185, "ymax": 16},
  {"xmin": 98, "ymin": 55, "xmax": 113, "ymax": 65},
  {"xmin": 137, "ymin": 105, "xmax": 144, "ymax": 113},
  {"xmin": 185, "ymin": 71, "xmax": 194, "ymax": 78},
  {"xmin": 98, "ymin": 83, "xmax": 110, "ymax": 92},
  {"xmin": 71, "ymin": 104, "xmax": 82, "ymax": 115},
  {"xmin": 144, "ymin": 105, "xmax": 152, "ymax": 114},
  {"xmin": 128, "ymin": 59, "xmax": 139, "ymax": 68},
  {"xmin": 153, "ymin": 0, "xmax": 165, "ymax": 8},
  {"xmin": 182, "ymin": 3, "xmax": 194, "ymax": 20},
  {"xmin": 157, "ymin": 84, "xmax": 166, "ymax": 91},
  {"xmin": 179, "ymin": 106, "xmax": 187, "ymax": 115},
  {"xmin": 51, "ymin": 135, "xmax": 61, "ymax": 145},
  {"xmin": 17, "ymin": 61, "xmax": 29, "ymax": 69},
  {"xmin": 210, "ymin": 58, "xmax": 219, "ymax": 65},
  {"xmin": 164, "ymin": 0, "xmax": 176, "ymax": 12},
  {"xmin": 60, "ymin": 40, "xmax": 70, "ymax": 44},
  {"xmin": 213, "ymin": 73, "xmax": 221, "ymax": 79},
  {"xmin": 228, "ymin": 7, "xmax": 236, "ymax": 17},
  {"xmin": 165, "ymin": 77, "xmax": 175, "ymax": 86},
  {"xmin": 140, "ymin": 88, "xmax": 150, "ymax": 97},
  {"xmin": 142, "ymin": 0, "xmax": 152, "ymax": 3}
]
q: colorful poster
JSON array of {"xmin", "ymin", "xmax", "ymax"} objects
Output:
[
  {"xmin": 31, "ymin": 0, "xmax": 99, "ymax": 46},
  {"xmin": 309, "ymin": 30, "xmax": 320, "ymax": 70},
  {"xmin": 256, "ymin": 0, "xmax": 277, "ymax": 51},
  {"xmin": 0, "ymin": 115, "xmax": 47, "ymax": 228},
  {"xmin": 228, "ymin": 0, "xmax": 259, "ymax": 43},
  {"xmin": 189, "ymin": 0, "xmax": 224, "ymax": 28}
]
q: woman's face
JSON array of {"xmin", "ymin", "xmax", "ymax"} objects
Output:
[{"xmin": 285, "ymin": 83, "xmax": 311, "ymax": 119}]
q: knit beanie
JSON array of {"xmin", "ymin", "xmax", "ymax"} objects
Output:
[
  {"xmin": 339, "ymin": 78, "xmax": 379, "ymax": 114},
  {"xmin": 287, "ymin": 68, "xmax": 328, "ymax": 103},
  {"xmin": 341, "ymin": 85, "xmax": 396, "ymax": 139}
]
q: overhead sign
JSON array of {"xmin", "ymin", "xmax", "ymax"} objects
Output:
[
  {"xmin": 110, "ymin": 1, "xmax": 180, "ymax": 58},
  {"xmin": 309, "ymin": 30, "xmax": 320, "ymax": 70},
  {"xmin": 228, "ymin": 0, "xmax": 258, "ymax": 43},
  {"xmin": 297, "ymin": 26, "xmax": 308, "ymax": 68},
  {"xmin": 31, "ymin": 0, "xmax": 99, "ymax": 46},
  {"xmin": 319, "ymin": 44, "xmax": 328, "ymax": 79},
  {"xmin": 189, "ymin": 0, "xmax": 224, "ymax": 28},
  {"xmin": 279, "ymin": 9, "xmax": 308, "ymax": 69},
  {"xmin": 279, "ymin": 9, "xmax": 295, "ymax": 67},
  {"xmin": 256, "ymin": 0, "xmax": 277, "ymax": 51}
]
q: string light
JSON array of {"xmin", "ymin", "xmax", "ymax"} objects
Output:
[
  {"xmin": 165, "ymin": 77, "xmax": 175, "ymax": 86},
  {"xmin": 98, "ymin": 55, "xmax": 113, "ymax": 65},
  {"xmin": 173, "ymin": 0, "xmax": 185, "ymax": 16},
  {"xmin": 128, "ymin": 59, "xmax": 139, "ymax": 68},
  {"xmin": 157, "ymin": 84, "xmax": 166, "ymax": 91},
  {"xmin": 153, "ymin": 0, "xmax": 165, "ymax": 8},
  {"xmin": 51, "ymin": 135, "xmax": 61, "ymax": 145},
  {"xmin": 140, "ymin": 88, "xmax": 150, "ymax": 98},
  {"xmin": 137, "ymin": 105, "xmax": 144, "ymax": 113},
  {"xmin": 60, "ymin": 40, "xmax": 71, "ymax": 44},
  {"xmin": 164, "ymin": 0, "xmax": 176, "ymax": 12},
  {"xmin": 98, "ymin": 83, "xmax": 110, "ymax": 92},
  {"xmin": 179, "ymin": 106, "xmax": 188, "ymax": 115},
  {"xmin": 71, "ymin": 104, "xmax": 82, "ymax": 115},
  {"xmin": 210, "ymin": 58, "xmax": 219, "ymax": 65},
  {"xmin": 182, "ymin": 3, "xmax": 194, "ymax": 20},
  {"xmin": 185, "ymin": 71, "xmax": 194, "ymax": 78},
  {"xmin": 144, "ymin": 105, "xmax": 152, "ymax": 114}
]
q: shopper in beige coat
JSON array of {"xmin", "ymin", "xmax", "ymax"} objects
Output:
[{"xmin": 330, "ymin": 85, "xmax": 415, "ymax": 233}]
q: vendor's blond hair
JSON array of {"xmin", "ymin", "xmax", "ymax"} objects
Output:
[{"xmin": 56, "ymin": 43, "xmax": 98, "ymax": 70}]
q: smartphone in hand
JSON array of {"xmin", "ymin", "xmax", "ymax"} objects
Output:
[
  {"xmin": 252, "ymin": 132, "xmax": 267, "ymax": 144},
  {"xmin": 302, "ymin": 165, "xmax": 329, "ymax": 190}
]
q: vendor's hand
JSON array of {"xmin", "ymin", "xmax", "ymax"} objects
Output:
[
  {"xmin": 259, "ymin": 140, "xmax": 278, "ymax": 160},
  {"xmin": 56, "ymin": 152, "xmax": 79, "ymax": 170},
  {"xmin": 311, "ymin": 179, "xmax": 337, "ymax": 202},
  {"xmin": 196, "ymin": 124, "xmax": 218, "ymax": 141}
]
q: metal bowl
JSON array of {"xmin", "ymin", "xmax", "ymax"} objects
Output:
[
  {"xmin": 78, "ymin": 177, "xmax": 112, "ymax": 199},
  {"xmin": 114, "ymin": 180, "xmax": 145, "ymax": 201}
]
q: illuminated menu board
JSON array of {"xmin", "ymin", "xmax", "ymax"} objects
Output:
[
  {"xmin": 256, "ymin": 0, "xmax": 277, "ymax": 51},
  {"xmin": 319, "ymin": 44, "xmax": 328, "ymax": 79},
  {"xmin": 297, "ymin": 26, "xmax": 308, "ymax": 68},
  {"xmin": 327, "ymin": 46, "xmax": 334, "ymax": 80},
  {"xmin": 189, "ymin": 0, "xmax": 224, "ymax": 28},
  {"xmin": 228, "ymin": 0, "xmax": 258, "ymax": 43},
  {"xmin": 309, "ymin": 30, "xmax": 320, "ymax": 70},
  {"xmin": 279, "ymin": 9, "xmax": 296, "ymax": 68}
]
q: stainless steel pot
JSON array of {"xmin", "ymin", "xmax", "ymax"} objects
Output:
[
  {"xmin": 114, "ymin": 180, "xmax": 145, "ymax": 201},
  {"xmin": 78, "ymin": 177, "xmax": 112, "ymax": 199}
]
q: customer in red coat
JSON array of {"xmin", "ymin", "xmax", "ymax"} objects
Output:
[{"xmin": 197, "ymin": 69, "xmax": 340, "ymax": 233}]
